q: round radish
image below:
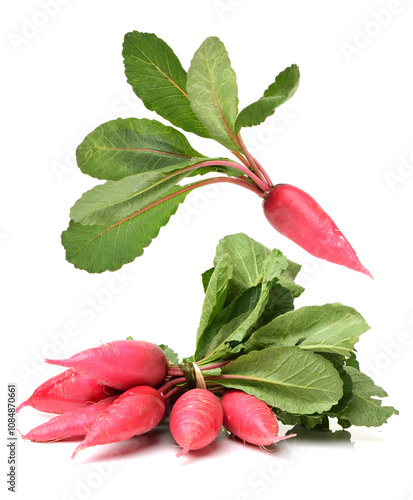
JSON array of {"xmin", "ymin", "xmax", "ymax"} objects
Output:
[
  {"xmin": 169, "ymin": 388, "xmax": 223, "ymax": 457},
  {"xmin": 221, "ymin": 389, "xmax": 294, "ymax": 446}
]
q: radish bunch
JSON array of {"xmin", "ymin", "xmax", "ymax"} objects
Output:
[{"xmin": 19, "ymin": 234, "xmax": 397, "ymax": 460}]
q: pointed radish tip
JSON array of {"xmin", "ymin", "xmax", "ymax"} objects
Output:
[
  {"xmin": 71, "ymin": 444, "xmax": 84, "ymax": 460},
  {"xmin": 274, "ymin": 433, "xmax": 297, "ymax": 443},
  {"xmin": 44, "ymin": 358, "xmax": 68, "ymax": 367},
  {"xmin": 360, "ymin": 266, "xmax": 374, "ymax": 280},
  {"xmin": 16, "ymin": 400, "xmax": 30, "ymax": 413},
  {"xmin": 17, "ymin": 429, "xmax": 27, "ymax": 440},
  {"xmin": 176, "ymin": 446, "xmax": 190, "ymax": 458}
]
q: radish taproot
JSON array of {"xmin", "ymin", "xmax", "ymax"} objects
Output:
[
  {"xmin": 263, "ymin": 184, "xmax": 372, "ymax": 278},
  {"xmin": 169, "ymin": 388, "xmax": 223, "ymax": 457},
  {"xmin": 71, "ymin": 385, "xmax": 165, "ymax": 458},
  {"xmin": 45, "ymin": 340, "xmax": 168, "ymax": 391},
  {"xmin": 16, "ymin": 368, "xmax": 118, "ymax": 414},
  {"xmin": 20, "ymin": 395, "xmax": 118, "ymax": 442},
  {"xmin": 220, "ymin": 389, "xmax": 295, "ymax": 446}
]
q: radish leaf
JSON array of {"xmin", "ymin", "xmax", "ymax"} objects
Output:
[
  {"xmin": 77, "ymin": 118, "xmax": 205, "ymax": 181},
  {"xmin": 213, "ymin": 233, "xmax": 303, "ymax": 302},
  {"xmin": 123, "ymin": 32, "xmax": 211, "ymax": 138},
  {"xmin": 62, "ymin": 184, "xmax": 196, "ymax": 273},
  {"xmin": 70, "ymin": 160, "xmax": 224, "ymax": 226},
  {"xmin": 235, "ymin": 64, "xmax": 300, "ymax": 132},
  {"xmin": 244, "ymin": 303, "xmax": 370, "ymax": 357},
  {"xmin": 187, "ymin": 37, "xmax": 240, "ymax": 151},
  {"xmin": 337, "ymin": 367, "xmax": 399, "ymax": 427},
  {"xmin": 196, "ymin": 255, "xmax": 233, "ymax": 344},
  {"xmin": 218, "ymin": 347, "xmax": 343, "ymax": 414}
]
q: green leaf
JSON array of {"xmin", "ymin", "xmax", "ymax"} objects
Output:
[
  {"xmin": 337, "ymin": 367, "xmax": 398, "ymax": 427},
  {"xmin": 196, "ymin": 255, "xmax": 233, "ymax": 344},
  {"xmin": 201, "ymin": 267, "xmax": 215, "ymax": 292},
  {"xmin": 62, "ymin": 184, "xmax": 195, "ymax": 273},
  {"xmin": 187, "ymin": 36, "xmax": 240, "ymax": 151},
  {"xmin": 346, "ymin": 352, "xmax": 360, "ymax": 370},
  {"xmin": 279, "ymin": 260, "xmax": 304, "ymax": 299},
  {"xmin": 323, "ymin": 357, "xmax": 353, "ymax": 416},
  {"xmin": 213, "ymin": 233, "xmax": 302, "ymax": 303},
  {"xmin": 198, "ymin": 250, "xmax": 291, "ymax": 363},
  {"xmin": 235, "ymin": 64, "xmax": 300, "ymax": 132},
  {"xmin": 217, "ymin": 347, "xmax": 343, "ymax": 414},
  {"xmin": 157, "ymin": 344, "xmax": 179, "ymax": 364},
  {"xmin": 70, "ymin": 161, "xmax": 211, "ymax": 226},
  {"xmin": 76, "ymin": 118, "xmax": 205, "ymax": 181},
  {"xmin": 244, "ymin": 303, "xmax": 370, "ymax": 357},
  {"xmin": 214, "ymin": 233, "xmax": 271, "ymax": 300},
  {"xmin": 276, "ymin": 410, "xmax": 327, "ymax": 430},
  {"xmin": 249, "ymin": 283, "xmax": 295, "ymax": 333},
  {"xmin": 123, "ymin": 32, "xmax": 210, "ymax": 138},
  {"xmin": 195, "ymin": 285, "xmax": 262, "ymax": 362}
]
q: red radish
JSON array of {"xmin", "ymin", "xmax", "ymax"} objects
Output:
[
  {"xmin": 45, "ymin": 340, "xmax": 168, "ymax": 391},
  {"xmin": 16, "ymin": 368, "xmax": 118, "ymax": 414},
  {"xmin": 263, "ymin": 184, "xmax": 372, "ymax": 278},
  {"xmin": 169, "ymin": 388, "xmax": 223, "ymax": 457},
  {"xmin": 20, "ymin": 395, "xmax": 118, "ymax": 442},
  {"xmin": 220, "ymin": 389, "xmax": 294, "ymax": 446},
  {"xmin": 71, "ymin": 385, "xmax": 165, "ymax": 458}
]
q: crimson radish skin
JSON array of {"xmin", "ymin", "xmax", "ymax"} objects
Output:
[
  {"xmin": 221, "ymin": 389, "xmax": 295, "ymax": 446},
  {"xmin": 16, "ymin": 368, "xmax": 118, "ymax": 414},
  {"xmin": 45, "ymin": 340, "xmax": 168, "ymax": 391},
  {"xmin": 20, "ymin": 395, "xmax": 118, "ymax": 442},
  {"xmin": 263, "ymin": 184, "xmax": 372, "ymax": 278},
  {"xmin": 72, "ymin": 386, "xmax": 165, "ymax": 458},
  {"xmin": 169, "ymin": 389, "xmax": 223, "ymax": 457}
]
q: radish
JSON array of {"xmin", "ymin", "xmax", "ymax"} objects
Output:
[
  {"xmin": 45, "ymin": 340, "xmax": 168, "ymax": 391},
  {"xmin": 220, "ymin": 389, "xmax": 295, "ymax": 446},
  {"xmin": 71, "ymin": 385, "xmax": 165, "ymax": 458},
  {"xmin": 20, "ymin": 396, "xmax": 118, "ymax": 442},
  {"xmin": 263, "ymin": 184, "xmax": 372, "ymax": 277},
  {"xmin": 169, "ymin": 388, "xmax": 223, "ymax": 457},
  {"xmin": 16, "ymin": 368, "xmax": 118, "ymax": 414}
]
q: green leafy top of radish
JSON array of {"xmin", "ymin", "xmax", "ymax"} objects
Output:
[{"xmin": 152, "ymin": 234, "xmax": 396, "ymax": 430}]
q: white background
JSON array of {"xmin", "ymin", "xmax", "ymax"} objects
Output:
[{"xmin": 2, "ymin": 1, "xmax": 412, "ymax": 499}]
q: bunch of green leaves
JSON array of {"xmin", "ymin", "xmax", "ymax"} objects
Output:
[
  {"xmin": 62, "ymin": 31, "xmax": 299, "ymax": 273},
  {"xmin": 161, "ymin": 233, "xmax": 398, "ymax": 430}
]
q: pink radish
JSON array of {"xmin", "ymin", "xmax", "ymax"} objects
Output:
[
  {"xmin": 45, "ymin": 340, "xmax": 168, "ymax": 390},
  {"xmin": 16, "ymin": 368, "xmax": 118, "ymax": 414},
  {"xmin": 263, "ymin": 184, "xmax": 372, "ymax": 277},
  {"xmin": 20, "ymin": 395, "xmax": 118, "ymax": 442},
  {"xmin": 220, "ymin": 389, "xmax": 295, "ymax": 446},
  {"xmin": 169, "ymin": 388, "xmax": 223, "ymax": 457},
  {"xmin": 71, "ymin": 385, "xmax": 165, "ymax": 458}
]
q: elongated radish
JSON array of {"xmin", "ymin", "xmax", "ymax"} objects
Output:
[
  {"xmin": 169, "ymin": 388, "xmax": 223, "ymax": 457},
  {"xmin": 16, "ymin": 368, "xmax": 118, "ymax": 414},
  {"xmin": 263, "ymin": 184, "xmax": 372, "ymax": 277},
  {"xmin": 220, "ymin": 389, "xmax": 294, "ymax": 446},
  {"xmin": 45, "ymin": 340, "xmax": 168, "ymax": 390},
  {"xmin": 72, "ymin": 386, "xmax": 165, "ymax": 458},
  {"xmin": 20, "ymin": 396, "xmax": 118, "ymax": 442}
]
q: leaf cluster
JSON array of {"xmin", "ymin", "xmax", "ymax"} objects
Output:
[
  {"xmin": 62, "ymin": 32, "xmax": 299, "ymax": 273},
  {"xmin": 165, "ymin": 233, "xmax": 398, "ymax": 429}
]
